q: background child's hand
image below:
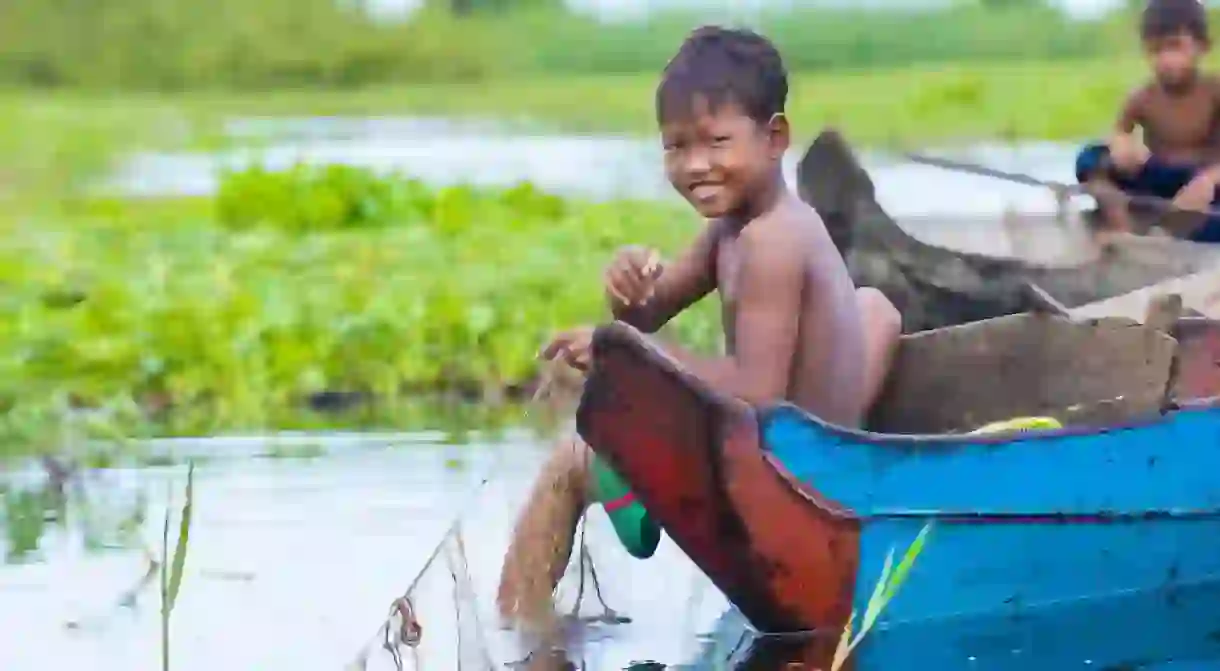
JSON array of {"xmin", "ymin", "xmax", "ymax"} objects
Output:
[
  {"xmin": 604, "ymin": 245, "xmax": 662, "ymax": 307},
  {"xmin": 1108, "ymin": 133, "xmax": 1150, "ymax": 174}
]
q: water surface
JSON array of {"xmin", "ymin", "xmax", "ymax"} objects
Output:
[
  {"xmin": 1, "ymin": 430, "xmax": 737, "ymax": 670},
  {"xmin": 112, "ymin": 116, "xmax": 1085, "ymax": 215}
]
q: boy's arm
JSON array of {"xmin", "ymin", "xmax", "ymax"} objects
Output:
[
  {"xmin": 1103, "ymin": 89, "xmax": 1149, "ymax": 181},
  {"xmin": 652, "ymin": 222, "xmax": 804, "ymax": 404},
  {"xmin": 1114, "ymin": 89, "xmax": 1144, "ymax": 135},
  {"xmin": 609, "ymin": 222, "xmax": 720, "ymax": 333},
  {"xmin": 1207, "ymin": 76, "xmax": 1220, "ymax": 164}
]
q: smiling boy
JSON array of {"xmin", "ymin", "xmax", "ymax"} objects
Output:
[
  {"xmin": 496, "ymin": 26, "xmax": 901, "ymax": 628},
  {"xmin": 1077, "ymin": 0, "xmax": 1220, "ymax": 240}
]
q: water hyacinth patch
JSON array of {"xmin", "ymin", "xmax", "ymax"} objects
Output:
[{"xmin": 0, "ymin": 166, "xmax": 722, "ymax": 458}]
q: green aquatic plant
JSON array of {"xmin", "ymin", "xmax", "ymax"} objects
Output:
[
  {"xmin": 0, "ymin": 170, "xmax": 720, "ymax": 459},
  {"xmin": 160, "ymin": 461, "xmax": 195, "ymax": 671},
  {"xmin": 831, "ymin": 522, "xmax": 932, "ymax": 671}
]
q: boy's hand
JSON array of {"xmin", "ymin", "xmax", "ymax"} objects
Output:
[
  {"xmin": 604, "ymin": 246, "xmax": 663, "ymax": 307},
  {"xmin": 540, "ymin": 327, "xmax": 594, "ymax": 372},
  {"xmin": 1108, "ymin": 133, "xmax": 1150, "ymax": 175}
]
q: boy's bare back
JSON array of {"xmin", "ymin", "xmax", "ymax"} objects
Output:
[{"xmin": 713, "ymin": 192, "xmax": 866, "ymax": 426}]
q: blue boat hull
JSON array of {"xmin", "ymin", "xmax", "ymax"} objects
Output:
[
  {"xmin": 575, "ymin": 313, "xmax": 1220, "ymax": 668},
  {"xmin": 764, "ymin": 402, "xmax": 1220, "ymax": 668}
]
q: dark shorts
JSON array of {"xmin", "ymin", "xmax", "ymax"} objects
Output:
[{"xmin": 1074, "ymin": 142, "xmax": 1220, "ymax": 243}]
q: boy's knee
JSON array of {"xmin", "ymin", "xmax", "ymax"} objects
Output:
[{"xmin": 857, "ymin": 287, "xmax": 901, "ymax": 338}]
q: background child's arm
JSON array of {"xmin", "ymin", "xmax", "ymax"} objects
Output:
[
  {"xmin": 1108, "ymin": 88, "xmax": 1150, "ymax": 171},
  {"xmin": 1113, "ymin": 89, "xmax": 1143, "ymax": 136}
]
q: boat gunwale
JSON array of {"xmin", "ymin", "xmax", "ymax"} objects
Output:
[
  {"xmin": 762, "ymin": 395, "xmax": 1220, "ymax": 448},
  {"xmin": 592, "ymin": 318, "xmax": 1220, "ymax": 450},
  {"xmin": 587, "ymin": 316, "xmax": 1220, "ymax": 533}
]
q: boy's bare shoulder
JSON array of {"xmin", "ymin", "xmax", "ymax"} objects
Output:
[{"xmin": 737, "ymin": 199, "xmax": 821, "ymax": 259}]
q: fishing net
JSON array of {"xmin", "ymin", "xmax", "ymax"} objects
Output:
[
  {"xmin": 344, "ymin": 519, "xmax": 491, "ymax": 671},
  {"xmin": 343, "ymin": 361, "xmax": 728, "ymax": 671},
  {"xmin": 344, "ymin": 397, "xmax": 627, "ymax": 671},
  {"xmin": 345, "ymin": 509, "xmax": 624, "ymax": 671}
]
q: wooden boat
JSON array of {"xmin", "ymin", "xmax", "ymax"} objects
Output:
[
  {"xmin": 574, "ymin": 311, "xmax": 1220, "ymax": 669},
  {"xmin": 796, "ymin": 129, "xmax": 1220, "ymax": 332}
]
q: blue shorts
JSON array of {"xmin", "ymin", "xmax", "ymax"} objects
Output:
[{"xmin": 1074, "ymin": 142, "xmax": 1220, "ymax": 243}]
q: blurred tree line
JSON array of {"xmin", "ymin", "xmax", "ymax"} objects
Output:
[
  {"xmin": 0, "ymin": 0, "xmax": 512, "ymax": 89},
  {"xmin": 427, "ymin": 0, "xmax": 561, "ymax": 14},
  {"xmin": 0, "ymin": 0, "xmax": 1157, "ymax": 91}
]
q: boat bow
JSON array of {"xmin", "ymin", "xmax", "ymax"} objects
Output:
[{"xmin": 575, "ymin": 322, "xmax": 860, "ymax": 633}]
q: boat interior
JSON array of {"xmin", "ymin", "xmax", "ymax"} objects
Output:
[{"xmin": 863, "ymin": 310, "xmax": 1220, "ymax": 435}]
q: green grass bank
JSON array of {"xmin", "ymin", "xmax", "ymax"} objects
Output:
[{"xmin": 2, "ymin": 57, "xmax": 1159, "ymax": 157}]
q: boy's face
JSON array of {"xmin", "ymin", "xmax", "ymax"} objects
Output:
[
  {"xmin": 1144, "ymin": 31, "xmax": 1207, "ymax": 89},
  {"xmin": 659, "ymin": 97, "xmax": 789, "ymax": 219}
]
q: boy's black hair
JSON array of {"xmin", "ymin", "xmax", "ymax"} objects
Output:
[
  {"xmin": 655, "ymin": 25, "xmax": 788, "ymax": 125},
  {"xmin": 1141, "ymin": 0, "xmax": 1209, "ymax": 45}
]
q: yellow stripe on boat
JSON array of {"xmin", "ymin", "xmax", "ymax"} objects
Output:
[{"xmin": 970, "ymin": 416, "xmax": 1063, "ymax": 434}]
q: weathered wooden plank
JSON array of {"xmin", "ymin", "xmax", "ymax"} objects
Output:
[
  {"xmin": 1068, "ymin": 266, "xmax": 1220, "ymax": 322},
  {"xmin": 866, "ymin": 312, "xmax": 1177, "ymax": 434}
]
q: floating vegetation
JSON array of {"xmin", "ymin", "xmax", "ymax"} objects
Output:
[{"xmin": 0, "ymin": 166, "xmax": 720, "ymax": 459}]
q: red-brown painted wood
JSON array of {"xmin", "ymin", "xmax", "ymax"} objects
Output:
[{"xmin": 575, "ymin": 322, "xmax": 860, "ymax": 633}]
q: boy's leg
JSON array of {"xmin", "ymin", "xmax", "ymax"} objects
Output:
[
  {"xmin": 497, "ymin": 434, "xmax": 590, "ymax": 628},
  {"xmin": 856, "ymin": 287, "xmax": 901, "ymax": 416}
]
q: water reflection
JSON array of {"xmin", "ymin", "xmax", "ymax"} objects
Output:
[
  {"xmin": 2, "ymin": 457, "xmax": 146, "ymax": 565},
  {"xmin": 3, "ymin": 474, "xmax": 69, "ymax": 563}
]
